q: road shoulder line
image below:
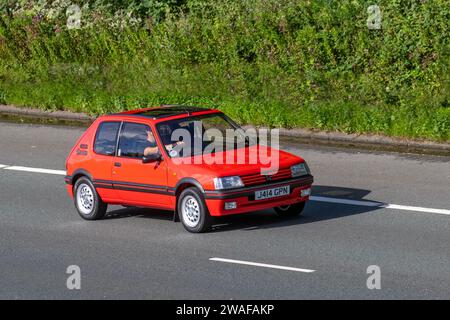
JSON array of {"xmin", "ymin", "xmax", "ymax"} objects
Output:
[
  {"xmin": 2, "ymin": 165, "xmax": 66, "ymax": 176},
  {"xmin": 209, "ymin": 257, "xmax": 316, "ymax": 273},
  {"xmin": 311, "ymin": 196, "xmax": 450, "ymax": 216}
]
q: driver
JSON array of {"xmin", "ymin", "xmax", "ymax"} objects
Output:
[
  {"xmin": 143, "ymin": 130, "xmax": 159, "ymax": 157},
  {"xmin": 143, "ymin": 130, "xmax": 185, "ymax": 157}
]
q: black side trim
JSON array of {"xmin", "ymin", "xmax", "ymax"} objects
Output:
[
  {"xmin": 92, "ymin": 179, "xmax": 175, "ymax": 196},
  {"xmin": 108, "ymin": 180, "xmax": 168, "ymax": 191},
  {"xmin": 204, "ymin": 175, "xmax": 314, "ymax": 200},
  {"xmin": 93, "ymin": 183, "xmax": 114, "ymax": 190},
  {"xmin": 108, "ymin": 186, "xmax": 173, "ymax": 196},
  {"xmin": 93, "ymin": 179, "xmax": 114, "ymax": 185}
]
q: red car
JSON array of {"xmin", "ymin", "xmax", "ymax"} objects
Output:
[{"xmin": 65, "ymin": 105, "xmax": 313, "ymax": 233}]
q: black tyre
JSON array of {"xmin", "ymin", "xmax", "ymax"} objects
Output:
[
  {"xmin": 73, "ymin": 177, "xmax": 107, "ymax": 220},
  {"xmin": 177, "ymin": 187, "xmax": 212, "ymax": 233},
  {"xmin": 274, "ymin": 202, "xmax": 306, "ymax": 217}
]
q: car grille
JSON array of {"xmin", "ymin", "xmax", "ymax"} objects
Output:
[{"xmin": 241, "ymin": 167, "xmax": 292, "ymax": 186}]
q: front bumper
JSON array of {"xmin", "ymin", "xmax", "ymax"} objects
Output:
[{"xmin": 204, "ymin": 175, "xmax": 313, "ymax": 216}]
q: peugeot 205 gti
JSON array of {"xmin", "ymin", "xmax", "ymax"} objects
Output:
[{"xmin": 65, "ymin": 105, "xmax": 313, "ymax": 233}]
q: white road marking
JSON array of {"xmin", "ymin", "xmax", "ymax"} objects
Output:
[
  {"xmin": 310, "ymin": 196, "xmax": 380, "ymax": 207},
  {"xmin": 310, "ymin": 196, "xmax": 450, "ymax": 216},
  {"xmin": 0, "ymin": 163, "xmax": 449, "ymax": 216},
  {"xmin": 209, "ymin": 257, "xmax": 315, "ymax": 273},
  {"xmin": 382, "ymin": 203, "xmax": 450, "ymax": 215},
  {"xmin": 2, "ymin": 165, "xmax": 66, "ymax": 176}
]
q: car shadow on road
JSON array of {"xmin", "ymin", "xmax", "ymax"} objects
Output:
[
  {"xmin": 105, "ymin": 206, "xmax": 174, "ymax": 221},
  {"xmin": 211, "ymin": 185, "xmax": 380, "ymax": 232},
  {"xmin": 104, "ymin": 185, "xmax": 382, "ymax": 232}
]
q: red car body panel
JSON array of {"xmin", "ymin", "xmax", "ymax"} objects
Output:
[{"xmin": 65, "ymin": 107, "xmax": 313, "ymax": 217}]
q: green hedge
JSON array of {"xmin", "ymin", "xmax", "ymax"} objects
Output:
[{"xmin": 0, "ymin": 0, "xmax": 449, "ymax": 141}]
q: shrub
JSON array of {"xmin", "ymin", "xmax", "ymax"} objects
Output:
[{"xmin": 0, "ymin": 0, "xmax": 449, "ymax": 141}]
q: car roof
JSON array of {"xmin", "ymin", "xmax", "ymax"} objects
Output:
[{"xmin": 110, "ymin": 105, "xmax": 217, "ymax": 120}]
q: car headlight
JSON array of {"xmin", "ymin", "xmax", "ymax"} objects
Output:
[
  {"xmin": 291, "ymin": 163, "xmax": 310, "ymax": 177},
  {"xmin": 213, "ymin": 176, "xmax": 244, "ymax": 190}
]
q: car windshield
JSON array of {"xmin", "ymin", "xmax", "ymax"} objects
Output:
[{"xmin": 156, "ymin": 113, "xmax": 256, "ymax": 158}]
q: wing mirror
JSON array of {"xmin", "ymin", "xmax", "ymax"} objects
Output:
[{"xmin": 142, "ymin": 153, "xmax": 162, "ymax": 164}]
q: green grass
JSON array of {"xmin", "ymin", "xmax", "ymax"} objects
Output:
[{"xmin": 0, "ymin": 0, "xmax": 449, "ymax": 141}]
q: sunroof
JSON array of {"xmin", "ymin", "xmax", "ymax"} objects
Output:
[{"xmin": 136, "ymin": 105, "xmax": 209, "ymax": 119}]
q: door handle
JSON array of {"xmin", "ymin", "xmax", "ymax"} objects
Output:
[{"xmin": 114, "ymin": 162, "xmax": 121, "ymax": 167}]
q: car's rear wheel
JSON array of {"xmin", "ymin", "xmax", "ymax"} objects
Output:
[
  {"xmin": 178, "ymin": 187, "xmax": 212, "ymax": 233},
  {"xmin": 274, "ymin": 202, "xmax": 306, "ymax": 217},
  {"xmin": 73, "ymin": 177, "xmax": 107, "ymax": 220}
]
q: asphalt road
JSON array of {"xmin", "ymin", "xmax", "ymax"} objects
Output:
[{"xmin": 0, "ymin": 121, "xmax": 449, "ymax": 299}]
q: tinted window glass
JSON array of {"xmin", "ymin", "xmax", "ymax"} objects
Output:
[
  {"xmin": 94, "ymin": 122, "xmax": 120, "ymax": 156},
  {"xmin": 118, "ymin": 123, "xmax": 159, "ymax": 158},
  {"xmin": 156, "ymin": 114, "xmax": 253, "ymax": 158}
]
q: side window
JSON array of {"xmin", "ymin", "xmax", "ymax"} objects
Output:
[
  {"xmin": 94, "ymin": 122, "xmax": 121, "ymax": 156},
  {"xmin": 118, "ymin": 122, "xmax": 159, "ymax": 158}
]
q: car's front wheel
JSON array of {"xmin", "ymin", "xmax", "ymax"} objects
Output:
[
  {"xmin": 73, "ymin": 177, "xmax": 107, "ymax": 220},
  {"xmin": 274, "ymin": 202, "xmax": 306, "ymax": 217},
  {"xmin": 178, "ymin": 187, "xmax": 212, "ymax": 233}
]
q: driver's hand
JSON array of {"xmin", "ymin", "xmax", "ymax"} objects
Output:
[{"xmin": 167, "ymin": 141, "xmax": 184, "ymax": 151}]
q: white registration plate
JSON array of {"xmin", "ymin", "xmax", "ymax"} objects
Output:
[{"xmin": 255, "ymin": 185, "xmax": 290, "ymax": 200}]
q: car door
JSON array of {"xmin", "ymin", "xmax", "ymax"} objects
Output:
[{"xmin": 112, "ymin": 121, "xmax": 171, "ymax": 208}]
